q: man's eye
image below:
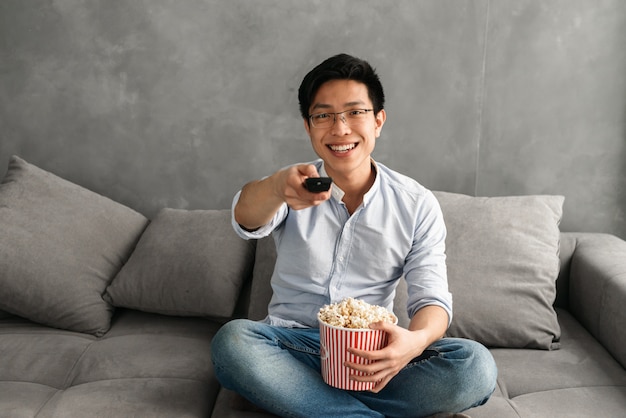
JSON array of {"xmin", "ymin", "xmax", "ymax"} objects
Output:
[
  {"xmin": 349, "ymin": 110, "xmax": 365, "ymax": 116},
  {"xmin": 314, "ymin": 113, "xmax": 330, "ymax": 120}
]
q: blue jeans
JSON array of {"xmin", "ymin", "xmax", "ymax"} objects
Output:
[{"xmin": 211, "ymin": 319, "xmax": 497, "ymax": 418}]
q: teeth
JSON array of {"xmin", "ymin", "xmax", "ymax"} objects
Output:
[{"xmin": 329, "ymin": 144, "xmax": 356, "ymax": 152}]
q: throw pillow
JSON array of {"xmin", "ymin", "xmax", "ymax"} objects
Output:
[
  {"xmin": 104, "ymin": 208, "xmax": 255, "ymax": 318},
  {"xmin": 434, "ymin": 191, "xmax": 564, "ymax": 350},
  {"xmin": 0, "ymin": 156, "xmax": 148, "ymax": 336}
]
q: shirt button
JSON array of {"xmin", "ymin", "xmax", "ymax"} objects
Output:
[{"xmin": 338, "ymin": 256, "xmax": 344, "ymax": 262}]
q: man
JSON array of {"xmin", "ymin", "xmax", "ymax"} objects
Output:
[{"xmin": 211, "ymin": 54, "xmax": 497, "ymax": 418}]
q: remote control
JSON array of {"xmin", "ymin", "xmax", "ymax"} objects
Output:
[{"xmin": 304, "ymin": 177, "xmax": 332, "ymax": 192}]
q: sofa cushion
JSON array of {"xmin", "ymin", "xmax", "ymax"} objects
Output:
[
  {"xmin": 0, "ymin": 156, "xmax": 148, "ymax": 336},
  {"xmin": 105, "ymin": 208, "xmax": 255, "ymax": 318},
  {"xmin": 466, "ymin": 309, "xmax": 626, "ymax": 417},
  {"xmin": 434, "ymin": 191, "xmax": 564, "ymax": 349},
  {"xmin": 489, "ymin": 309, "xmax": 626, "ymax": 398},
  {"xmin": 0, "ymin": 310, "xmax": 220, "ymax": 417}
]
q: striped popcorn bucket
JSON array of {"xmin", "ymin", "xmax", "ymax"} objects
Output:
[{"xmin": 318, "ymin": 318, "xmax": 393, "ymax": 391}]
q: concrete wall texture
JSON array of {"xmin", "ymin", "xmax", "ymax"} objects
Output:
[{"xmin": 1, "ymin": 0, "xmax": 625, "ymax": 238}]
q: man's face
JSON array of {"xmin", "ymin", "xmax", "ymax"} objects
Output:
[{"xmin": 304, "ymin": 79, "xmax": 385, "ymax": 181}]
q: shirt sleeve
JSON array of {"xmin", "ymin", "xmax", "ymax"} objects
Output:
[
  {"xmin": 403, "ymin": 190, "xmax": 453, "ymax": 326},
  {"xmin": 230, "ymin": 190, "xmax": 289, "ymax": 240}
]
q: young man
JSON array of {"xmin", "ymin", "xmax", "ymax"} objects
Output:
[{"xmin": 211, "ymin": 54, "xmax": 497, "ymax": 418}]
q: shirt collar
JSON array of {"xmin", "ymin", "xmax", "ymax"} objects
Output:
[
  {"xmin": 362, "ymin": 160, "xmax": 380, "ymax": 207},
  {"xmin": 319, "ymin": 164, "xmax": 345, "ymax": 202},
  {"xmin": 320, "ymin": 159, "xmax": 379, "ymax": 206}
]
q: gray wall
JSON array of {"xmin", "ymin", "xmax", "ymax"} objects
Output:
[{"xmin": 1, "ymin": 0, "xmax": 625, "ymax": 238}]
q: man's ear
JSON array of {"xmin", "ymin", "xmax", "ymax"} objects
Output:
[
  {"xmin": 375, "ymin": 109, "xmax": 386, "ymax": 138},
  {"xmin": 303, "ymin": 118, "xmax": 311, "ymax": 137}
]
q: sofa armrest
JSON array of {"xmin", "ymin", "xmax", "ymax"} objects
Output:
[{"xmin": 569, "ymin": 233, "xmax": 626, "ymax": 368}]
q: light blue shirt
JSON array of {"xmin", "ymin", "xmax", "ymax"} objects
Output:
[{"xmin": 232, "ymin": 159, "xmax": 452, "ymax": 329}]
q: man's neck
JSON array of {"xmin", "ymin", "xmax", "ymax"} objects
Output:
[{"xmin": 324, "ymin": 161, "xmax": 377, "ymax": 214}]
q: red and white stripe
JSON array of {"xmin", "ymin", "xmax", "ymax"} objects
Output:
[{"xmin": 319, "ymin": 322, "xmax": 389, "ymax": 391}]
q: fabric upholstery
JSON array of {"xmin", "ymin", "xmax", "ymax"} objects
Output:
[
  {"xmin": 488, "ymin": 309, "xmax": 626, "ymax": 398},
  {"xmin": 105, "ymin": 208, "xmax": 255, "ymax": 319},
  {"xmin": 568, "ymin": 233, "xmax": 626, "ymax": 368},
  {"xmin": 467, "ymin": 309, "xmax": 626, "ymax": 417},
  {"xmin": 0, "ymin": 310, "xmax": 221, "ymax": 417},
  {"xmin": 509, "ymin": 387, "xmax": 626, "ymax": 418},
  {"xmin": 36, "ymin": 380, "xmax": 212, "ymax": 418},
  {"xmin": 0, "ymin": 156, "xmax": 148, "ymax": 336},
  {"xmin": 434, "ymin": 191, "xmax": 564, "ymax": 349}
]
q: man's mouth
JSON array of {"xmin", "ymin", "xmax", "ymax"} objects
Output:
[{"xmin": 328, "ymin": 143, "xmax": 356, "ymax": 153}]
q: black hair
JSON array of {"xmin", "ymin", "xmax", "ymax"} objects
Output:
[{"xmin": 298, "ymin": 54, "xmax": 385, "ymax": 121}]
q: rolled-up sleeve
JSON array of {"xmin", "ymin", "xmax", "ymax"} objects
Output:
[{"xmin": 403, "ymin": 191, "xmax": 453, "ymax": 326}]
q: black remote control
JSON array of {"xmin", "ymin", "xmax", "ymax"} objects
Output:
[{"xmin": 304, "ymin": 177, "xmax": 332, "ymax": 192}]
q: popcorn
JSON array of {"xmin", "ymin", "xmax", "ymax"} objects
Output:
[{"xmin": 318, "ymin": 297, "xmax": 397, "ymax": 329}]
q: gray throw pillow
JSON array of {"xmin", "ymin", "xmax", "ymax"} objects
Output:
[
  {"xmin": 104, "ymin": 208, "xmax": 255, "ymax": 318},
  {"xmin": 434, "ymin": 191, "xmax": 564, "ymax": 349},
  {"xmin": 0, "ymin": 156, "xmax": 148, "ymax": 336}
]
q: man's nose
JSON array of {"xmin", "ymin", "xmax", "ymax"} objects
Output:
[{"xmin": 331, "ymin": 113, "xmax": 351, "ymax": 135}]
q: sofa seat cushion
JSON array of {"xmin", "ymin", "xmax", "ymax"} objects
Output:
[
  {"xmin": 467, "ymin": 308, "xmax": 626, "ymax": 417},
  {"xmin": 0, "ymin": 383, "xmax": 58, "ymax": 417},
  {"xmin": 511, "ymin": 386, "xmax": 626, "ymax": 418},
  {"xmin": 488, "ymin": 309, "xmax": 626, "ymax": 397},
  {"xmin": 32, "ymin": 379, "xmax": 212, "ymax": 418},
  {"xmin": 0, "ymin": 310, "xmax": 221, "ymax": 417}
]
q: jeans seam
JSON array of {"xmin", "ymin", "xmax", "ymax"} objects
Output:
[{"xmin": 276, "ymin": 337, "xmax": 320, "ymax": 356}]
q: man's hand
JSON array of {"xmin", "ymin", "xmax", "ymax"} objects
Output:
[
  {"xmin": 234, "ymin": 164, "xmax": 331, "ymax": 230},
  {"xmin": 272, "ymin": 164, "xmax": 332, "ymax": 211},
  {"xmin": 344, "ymin": 305, "xmax": 449, "ymax": 392},
  {"xmin": 345, "ymin": 321, "xmax": 429, "ymax": 392}
]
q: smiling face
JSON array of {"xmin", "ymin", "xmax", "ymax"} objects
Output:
[{"xmin": 304, "ymin": 79, "xmax": 386, "ymax": 184}]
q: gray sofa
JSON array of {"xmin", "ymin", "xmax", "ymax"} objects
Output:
[{"xmin": 1, "ymin": 155, "xmax": 625, "ymax": 418}]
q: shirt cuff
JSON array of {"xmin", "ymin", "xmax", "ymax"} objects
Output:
[{"xmin": 231, "ymin": 190, "xmax": 288, "ymax": 240}]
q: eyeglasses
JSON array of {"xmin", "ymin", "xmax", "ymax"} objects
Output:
[{"xmin": 308, "ymin": 109, "xmax": 374, "ymax": 129}]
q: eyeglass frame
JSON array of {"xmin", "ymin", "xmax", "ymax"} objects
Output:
[{"xmin": 307, "ymin": 108, "xmax": 374, "ymax": 128}]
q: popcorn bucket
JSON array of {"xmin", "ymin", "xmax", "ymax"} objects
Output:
[{"xmin": 318, "ymin": 318, "xmax": 392, "ymax": 391}]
